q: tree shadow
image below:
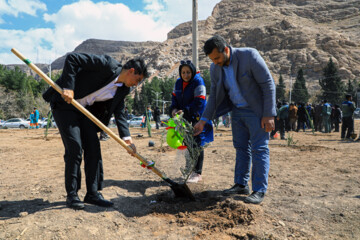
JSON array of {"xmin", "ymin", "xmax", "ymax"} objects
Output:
[
  {"xmin": 103, "ymin": 179, "xmax": 230, "ymax": 218},
  {"xmin": 0, "ymin": 199, "xmax": 65, "ymax": 220}
]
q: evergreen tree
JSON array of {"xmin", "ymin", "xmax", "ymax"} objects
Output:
[
  {"xmin": 125, "ymin": 95, "xmax": 134, "ymax": 114},
  {"xmin": 202, "ymin": 69, "xmax": 211, "ymax": 94},
  {"xmin": 133, "ymin": 89, "xmax": 140, "ymax": 115},
  {"xmin": 292, "ymin": 68, "xmax": 309, "ymax": 104},
  {"xmin": 319, "ymin": 58, "xmax": 344, "ymax": 104},
  {"xmin": 159, "ymin": 76, "xmax": 176, "ymax": 115},
  {"xmin": 276, "ymin": 74, "xmax": 286, "ymax": 102},
  {"xmin": 0, "ymin": 65, "xmax": 5, "ymax": 84},
  {"xmin": 160, "ymin": 76, "xmax": 176, "ymax": 103},
  {"xmin": 345, "ymin": 79, "xmax": 359, "ymax": 98}
]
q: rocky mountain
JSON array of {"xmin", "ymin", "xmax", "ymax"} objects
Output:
[{"xmin": 6, "ymin": 0, "xmax": 360, "ymax": 92}]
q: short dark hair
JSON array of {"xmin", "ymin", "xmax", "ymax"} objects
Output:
[
  {"xmin": 203, "ymin": 35, "xmax": 228, "ymax": 55},
  {"xmin": 345, "ymin": 94, "xmax": 352, "ymax": 100},
  {"xmin": 123, "ymin": 58, "xmax": 149, "ymax": 78}
]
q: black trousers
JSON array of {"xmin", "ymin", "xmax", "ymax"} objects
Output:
[
  {"xmin": 341, "ymin": 117, "xmax": 354, "ymax": 139},
  {"xmin": 53, "ymin": 108, "xmax": 103, "ymax": 196},
  {"xmin": 194, "ymin": 149, "xmax": 204, "ymax": 174}
]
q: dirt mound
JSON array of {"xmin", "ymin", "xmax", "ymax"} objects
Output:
[{"xmin": 150, "ymin": 195, "xmax": 262, "ymax": 239}]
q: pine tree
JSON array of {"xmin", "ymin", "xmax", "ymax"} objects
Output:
[
  {"xmin": 319, "ymin": 58, "xmax": 344, "ymax": 104},
  {"xmin": 202, "ymin": 69, "xmax": 211, "ymax": 94},
  {"xmin": 292, "ymin": 68, "xmax": 309, "ymax": 104},
  {"xmin": 276, "ymin": 74, "xmax": 286, "ymax": 102},
  {"xmin": 133, "ymin": 89, "xmax": 140, "ymax": 115},
  {"xmin": 345, "ymin": 79, "xmax": 359, "ymax": 98}
]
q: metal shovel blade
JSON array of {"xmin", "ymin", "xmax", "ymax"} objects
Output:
[{"xmin": 165, "ymin": 178, "xmax": 195, "ymax": 201}]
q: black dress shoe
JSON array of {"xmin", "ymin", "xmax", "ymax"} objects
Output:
[
  {"xmin": 244, "ymin": 191, "xmax": 265, "ymax": 204},
  {"xmin": 84, "ymin": 192, "xmax": 114, "ymax": 207},
  {"xmin": 223, "ymin": 184, "xmax": 250, "ymax": 195},
  {"xmin": 66, "ymin": 194, "xmax": 85, "ymax": 210}
]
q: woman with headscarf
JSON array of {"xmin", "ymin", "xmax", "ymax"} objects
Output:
[{"xmin": 170, "ymin": 60, "xmax": 213, "ymax": 183}]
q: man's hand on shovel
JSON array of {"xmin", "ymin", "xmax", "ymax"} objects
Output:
[
  {"xmin": 125, "ymin": 139, "xmax": 136, "ymax": 156},
  {"xmin": 61, "ymin": 89, "xmax": 74, "ymax": 104}
]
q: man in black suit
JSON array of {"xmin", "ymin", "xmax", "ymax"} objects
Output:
[{"xmin": 43, "ymin": 53, "xmax": 149, "ymax": 210}]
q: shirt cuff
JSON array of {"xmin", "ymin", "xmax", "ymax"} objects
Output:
[
  {"xmin": 122, "ymin": 136, "xmax": 132, "ymax": 141},
  {"xmin": 200, "ymin": 117, "xmax": 208, "ymax": 122}
]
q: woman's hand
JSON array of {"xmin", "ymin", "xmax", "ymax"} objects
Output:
[{"xmin": 172, "ymin": 109, "xmax": 183, "ymax": 117}]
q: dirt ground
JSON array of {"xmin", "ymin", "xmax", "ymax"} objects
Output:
[{"xmin": 0, "ymin": 121, "xmax": 359, "ymax": 240}]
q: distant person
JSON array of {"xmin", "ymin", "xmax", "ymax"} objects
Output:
[
  {"xmin": 124, "ymin": 107, "xmax": 130, "ymax": 120},
  {"xmin": 222, "ymin": 112, "xmax": 231, "ymax": 128},
  {"xmin": 42, "ymin": 53, "xmax": 148, "ymax": 210},
  {"xmin": 277, "ymin": 101, "xmax": 289, "ymax": 140},
  {"xmin": 296, "ymin": 103, "xmax": 307, "ymax": 132},
  {"xmin": 314, "ymin": 103, "xmax": 323, "ymax": 132},
  {"xmin": 305, "ymin": 103, "xmax": 314, "ymax": 129},
  {"xmin": 270, "ymin": 100, "xmax": 282, "ymax": 139},
  {"xmin": 288, "ymin": 103, "xmax": 298, "ymax": 131},
  {"xmin": 194, "ymin": 35, "xmax": 276, "ymax": 204},
  {"xmin": 29, "ymin": 110, "xmax": 35, "ymax": 129},
  {"xmin": 153, "ymin": 106, "xmax": 161, "ymax": 129},
  {"xmin": 171, "ymin": 59, "xmax": 213, "ymax": 183},
  {"xmin": 341, "ymin": 94, "xmax": 356, "ymax": 139},
  {"xmin": 143, "ymin": 106, "xmax": 152, "ymax": 128},
  {"xmin": 33, "ymin": 107, "xmax": 40, "ymax": 129},
  {"xmin": 322, "ymin": 100, "xmax": 332, "ymax": 133},
  {"xmin": 332, "ymin": 104, "xmax": 342, "ymax": 132}
]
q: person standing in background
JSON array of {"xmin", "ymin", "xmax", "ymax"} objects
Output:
[{"xmin": 341, "ymin": 94, "xmax": 356, "ymax": 139}]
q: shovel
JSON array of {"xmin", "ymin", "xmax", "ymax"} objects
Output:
[{"xmin": 11, "ymin": 48, "xmax": 195, "ymax": 201}]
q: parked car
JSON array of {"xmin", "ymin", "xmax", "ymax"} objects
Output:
[
  {"xmin": 354, "ymin": 108, "xmax": 360, "ymax": 119},
  {"xmin": 160, "ymin": 114, "xmax": 170, "ymax": 127},
  {"xmin": 40, "ymin": 118, "xmax": 57, "ymax": 128},
  {"xmin": 127, "ymin": 116, "xmax": 144, "ymax": 127},
  {"xmin": 1, "ymin": 118, "xmax": 30, "ymax": 129}
]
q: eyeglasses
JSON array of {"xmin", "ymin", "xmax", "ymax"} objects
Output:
[{"xmin": 180, "ymin": 60, "xmax": 192, "ymax": 65}]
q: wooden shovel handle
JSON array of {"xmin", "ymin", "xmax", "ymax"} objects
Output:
[{"xmin": 11, "ymin": 48, "xmax": 166, "ymax": 179}]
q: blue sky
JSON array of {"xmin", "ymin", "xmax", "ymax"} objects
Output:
[{"xmin": 0, "ymin": 0, "xmax": 221, "ymax": 64}]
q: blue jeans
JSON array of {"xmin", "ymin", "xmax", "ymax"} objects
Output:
[{"xmin": 231, "ymin": 107, "xmax": 270, "ymax": 193}]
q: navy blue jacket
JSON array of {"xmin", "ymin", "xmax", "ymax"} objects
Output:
[{"xmin": 171, "ymin": 73, "xmax": 213, "ymax": 146}]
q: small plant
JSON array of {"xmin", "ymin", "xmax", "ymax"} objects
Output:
[
  {"xmin": 146, "ymin": 110, "xmax": 152, "ymax": 137},
  {"xmin": 162, "ymin": 115, "xmax": 204, "ymax": 182},
  {"xmin": 287, "ymin": 133, "xmax": 298, "ymax": 146}
]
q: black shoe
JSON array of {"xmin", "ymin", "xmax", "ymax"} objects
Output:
[
  {"xmin": 84, "ymin": 192, "xmax": 114, "ymax": 207},
  {"xmin": 99, "ymin": 134, "xmax": 110, "ymax": 141},
  {"xmin": 99, "ymin": 132, "xmax": 110, "ymax": 141},
  {"xmin": 66, "ymin": 194, "xmax": 85, "ymax": 210},
  {"xmin": 244, "ymin": 191, "xmax": 265, "ymax": 204},
  {"xmin": 223, "ymin": 184, "xmax": 250, "ymax": 195},
  {"xmin": 100, "ymin": 136, "xmax": 109, "ymax": 141}
]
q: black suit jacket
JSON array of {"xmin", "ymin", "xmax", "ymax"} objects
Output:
[{"xmin": 43, "ymin": 52, "xmax": 130, "ymax": 137}]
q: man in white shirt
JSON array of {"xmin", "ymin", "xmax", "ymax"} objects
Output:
[{"xmin": 43, "ymin": 53, "xmax": 148, "ymax": 210}]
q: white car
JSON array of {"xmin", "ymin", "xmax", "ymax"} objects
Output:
[
  {"xmin": 354, "ymin": 108, "xmax": 360, "ymax": 119},
  {"xmin": 1, "ymin": 118, "xmax": 30, "ymax": 129},
  {"xmin": 40, "ymin": 118, "xmax": 57, "ymax": 128},
  {"xmin": 127, "ymin": 116, "xmax": 144, "ymax": 127}
]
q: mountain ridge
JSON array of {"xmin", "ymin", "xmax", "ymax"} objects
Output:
[{"xmin": 4, "ymin": 0, "xmax": 360, "ymax": 92}]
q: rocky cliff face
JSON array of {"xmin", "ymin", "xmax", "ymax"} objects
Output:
[
  {"xmin": 50, "ymin": 39, "xmax": 161, "ymax": 70},
  {"xmin": 7, "ymin": 0, "xmax": 360, "ymax": 92}
]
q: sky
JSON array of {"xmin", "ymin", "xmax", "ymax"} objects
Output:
[{"xmin": 0, "ymin": 0, "xmax": 221, "ymax": 64}]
